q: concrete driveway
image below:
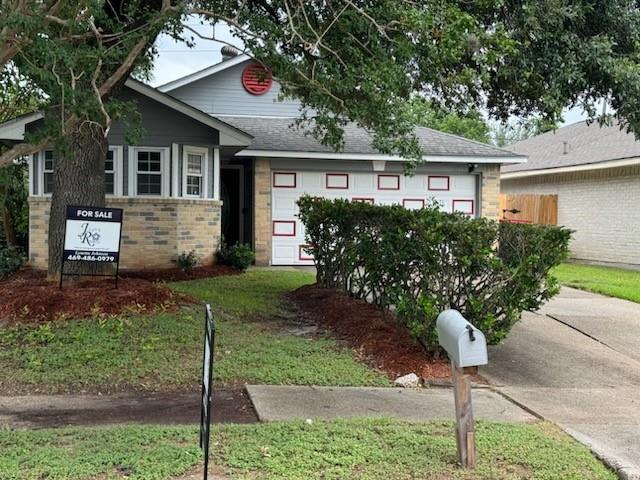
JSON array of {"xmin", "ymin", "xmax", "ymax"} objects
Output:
[{"xmin": 482, "ymin": 287, "xmax": 640, "ymax": 479}]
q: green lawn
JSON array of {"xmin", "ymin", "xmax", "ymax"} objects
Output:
[
  {"xmin": 553, "ymin": 263, "xmax": 640, "ymax": 303},
  {"xmin": 0, "ymin": 420, "xmax": 615, "ymax": 480},
  {"xmin": 0, "ymin": 269, "xmax": 388, "ymax": 393}
]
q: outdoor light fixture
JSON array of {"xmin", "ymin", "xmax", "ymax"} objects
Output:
[{"xmin": 467, "ymin": 163, "xmax": 478, "ymax": 173}]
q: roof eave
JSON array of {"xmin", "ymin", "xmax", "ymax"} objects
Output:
[
  {"xmin": 501, "ymin": 157, "xmax": 640, "ymax": 179},
  {"xmin": 157, "ymin": 54, "xmax": 251, "ymax": 92},
  {"xmin": 236, "ymin": 148, "xmax": 527, "ymax": 163}
]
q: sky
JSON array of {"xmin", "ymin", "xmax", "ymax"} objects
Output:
[{"xmin": 150, "ymin": 19, "xmax": 593, "ymax": 127}]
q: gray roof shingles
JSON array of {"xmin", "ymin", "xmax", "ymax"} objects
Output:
[
  {"xmin": 217, "ymin": 116, "xmax": 521, "ymax": 159},
  {"xmin": 504, "ymin": 120, "xmax": 640, "ymax": 173}
]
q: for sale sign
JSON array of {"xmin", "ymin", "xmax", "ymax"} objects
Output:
[{"xmin": 63, "ymin": 206, "xmax": 123, "ymax": 263}]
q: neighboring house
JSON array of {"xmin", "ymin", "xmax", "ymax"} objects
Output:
[
  {"xmin": 0, "ymin": 54, "xmax": 523, "ymax": 269},
  {"xmin": 503, "ymin": 121, "xmax": 640, "ymax": 267}
]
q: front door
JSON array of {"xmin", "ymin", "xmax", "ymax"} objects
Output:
[{"xmin": 220, "ymin": 167, "xmax": 243, "ymax": 246}]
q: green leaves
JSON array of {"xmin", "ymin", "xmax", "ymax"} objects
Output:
[{"xmin": 298, "ymin": 196, "xmax": 572, "ymax": 352}]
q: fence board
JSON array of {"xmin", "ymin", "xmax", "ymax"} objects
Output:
[{"xmin": 499, "ymin": 194, "xmax": 558, "ymax": 225}]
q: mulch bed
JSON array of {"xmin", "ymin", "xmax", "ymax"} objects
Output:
[
  {"xmin": 0, "ymin": 265, "xmax": 237, "ymax": 325},
  {"xmin": 120, "ymin": 264, "xmax": 239, "ymax": 282},
  {"xmin": 290, "ymin": 284, "xmax": 457, "ymax": 382},
  {"xmin": 0, "ymin": 269, "xmax": 184, "ymax": 325}
]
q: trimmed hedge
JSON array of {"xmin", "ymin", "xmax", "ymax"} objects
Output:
[{"xmin": 297, "ymin": 196, "xmax": 571, "ymax": 351}]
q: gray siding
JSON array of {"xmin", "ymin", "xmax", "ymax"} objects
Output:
[
  {"xmin": 108, "ymin": 88, "xmax": 220, "ymax": 146},
  {"xmin": 169, "ymin": 60, "xmax": 303, "ymax": 117}
]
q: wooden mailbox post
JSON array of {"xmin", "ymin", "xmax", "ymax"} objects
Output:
[{"xmin": 436, "ymin": 310, "xmax": 488, "ymax": 469}]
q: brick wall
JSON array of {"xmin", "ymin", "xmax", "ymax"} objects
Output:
[
  {"xmin": 480, "ymin": 164, "xmax": 501, "ymax": 220},
  {"xmin": 28, "ymin": 197, "xmax": 222, "ymax": 270},
  {"xmin": 253, "ymin": 157, "xmax": 272, "ymax": 265},
  {"xmin": 501, "ymin": 165, "xmax": 640, "ymax": 266}
]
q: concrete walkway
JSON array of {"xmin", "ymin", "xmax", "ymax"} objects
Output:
[
  {"xmin": 246, "ymin": 385, "xmax": 535, "ymax": 422},
  {"xmin": 482, "ymin": 287, "xmax": 640, "ymax": 480}
]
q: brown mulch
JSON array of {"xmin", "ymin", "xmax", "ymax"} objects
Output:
[
  {"xmin": 0, "ymin": 264, "xmax": 239, "ymax": 325},
  {"xmin": 0, "ymin": 269, "xmax": 185, "ymax": 325},
  {"xmin": 290, "ymin": 284, "xmax": 458, "ymax": 382},
  {"xmin": 121, "ymin": 264, "xmax": 239, "ymax": 282}
]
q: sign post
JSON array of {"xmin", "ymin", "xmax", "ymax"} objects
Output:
[
  {"xmin": 60, "ymin": 205, "xmax": 123, "ymax": 288},
  {"xmin": 200, "ymin": 304, "xmax": 215, "ymax": 480}
]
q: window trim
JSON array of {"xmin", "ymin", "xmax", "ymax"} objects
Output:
[
  {"xmin": 182, "ymin": 145, "xmax": 209, "ymax": 198},
  {"xmin": 107, "ymin": 146, "xmax": 124, "ymax": 196},
  {"xmin": 41, "ymin": 149, "xmax": 55, "ymax": 196},
  {"xmin": 128, "ymin": 146, "xmax": 170, "ymax": 197}
]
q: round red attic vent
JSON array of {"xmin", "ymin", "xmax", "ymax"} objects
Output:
[{"xmin": 242, "ymin": 63, "xmax": 273, "ymax": 95}]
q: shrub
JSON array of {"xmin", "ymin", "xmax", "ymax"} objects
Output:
[
  {"xmin": 176, "ymin": 250, "xmax": 198, "ymax": 273},
  {"xmin": 0, "ymin": 244, "xmax": 24, "ymax": 280},
  {"xmin": 217, "ymin": 239, "xmax": 255, "ymax": 271},
  {"xmin": 297, "ymin": 196, "xmax": 571, "ymax": 352}
]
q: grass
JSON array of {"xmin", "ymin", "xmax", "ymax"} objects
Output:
[
  {"xmin": 553, "ymin": 263, "xmax": 640, "ymax": 303},
  {"xmin": 0, "ymin": 420, "xmax": 615, "ymax": 479},
  {"xmin": 0, "ymin": 269, "xmax": 388, "ymax": 393},
  {"xmin": 169, "ymin": 268, "xmax": 316, "ymax": 316}
]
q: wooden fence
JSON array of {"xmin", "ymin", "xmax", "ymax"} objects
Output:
[{"xmin": 499, "ymin": 194, "xmax": 558, "ymax": 225}]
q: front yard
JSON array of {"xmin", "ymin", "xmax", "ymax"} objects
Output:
[
  {"xmin": 0, "ymin": 269, "xmax": 388, "ymax": 394},
  {"xmin": 0, "ymin": 420, "xmax": 616, "ymax": 480},
  {"xmin": 554, "ymin": 263, "xmax": 640, "ymax": 303}
]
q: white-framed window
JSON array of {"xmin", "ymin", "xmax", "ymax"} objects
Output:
[
  {"xmin": 129, "ymin": 146, "xmax": 170, "ymax": 197},
  {"xmin": 182, "ymin": 146, "xmax": 208, "ymax": 198},
  {"xmin": 38, "ymin": 146, "xmax": 122, "ymax": 196},
  {"xmin": 42, "ymin": 150, "xmax": 55, "ymax": 195}
]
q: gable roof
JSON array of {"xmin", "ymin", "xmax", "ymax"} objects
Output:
[
  {"xmin": 219, "ymin": 116, "xmax": 524, "ymax": 162},
  {"xmin": 503, "ymin": 120, "xmax": 640, "ymax": 176},
  {"xmin": 157, "ymin": 54, "xmax": 251, "ymax": 93},
  {"xmin": 125, "ymin": 79, "xmax": 252, "ymax": 146},
  {"xmin": 0, "ymin": 80, "xmax": 254, "ymax": 148}
]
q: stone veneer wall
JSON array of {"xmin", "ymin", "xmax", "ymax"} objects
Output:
[
  {"xmin": 28, "ymin": 197, "xmax": 222, "ymax": 270},
  {"xmin": 253, "ymin": 157, "xmax": 272, "ymax": 266},
  {"xmin": 480, "ymin": 164, "xmax": 501, "ymax": 220}
]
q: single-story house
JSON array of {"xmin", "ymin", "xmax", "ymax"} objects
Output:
[
  {"xmin": 0, "ymin": 53, "xmax": 524, "ymax": 269},
  {"xmin": 502, "ymin": 121, "xmax": 640, "ymax": 267}
]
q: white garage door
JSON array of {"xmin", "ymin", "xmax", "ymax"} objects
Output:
[{"xmin": 271, "ymin": 170, "xmax": 477, "ymax": 265}]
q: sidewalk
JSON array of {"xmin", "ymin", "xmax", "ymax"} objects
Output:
[
  {"xmin": 245, "ymin": 385, "xmax": 535, "ymax": 422},
  {"xmin": 482, "ymin": 287, "xmax": 640, "ymax": 480}
]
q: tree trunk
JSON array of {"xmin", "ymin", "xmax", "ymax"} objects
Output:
[
  {"xmin": 47, "ymin": 123, "xmax": 107, "ymax": 278},
  {"xmin": 1, "ymin": 203, "xmax": 18, "ymax": 246}
]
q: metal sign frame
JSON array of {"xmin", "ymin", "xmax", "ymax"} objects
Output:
[
  {"xmin": 200, "ymin": 303, "xmax": 215, "ymax": 480},
  {"xmin": 59, "ymin": 205, "xmax": 123, "ymax": 289}
]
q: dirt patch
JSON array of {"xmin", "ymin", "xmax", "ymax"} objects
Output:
[
  {"xmin": 121, "ymin": 264, "xmax": 239, "ymax": 282},
  {"xmin": 290, "ymin": 284, "xmax": 469, "ymax": 382},
  {"xmin": 1, "ymin": 389, "xmax": 257, "ymax": 428},
  {"xmin": 0, "ymin": 269, "xmax": 190, "ymax": 325}
]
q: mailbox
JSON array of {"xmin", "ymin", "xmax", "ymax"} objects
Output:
[{"xmin": 436, "ymin": 309, "xmax": 487, "ymax": 368}]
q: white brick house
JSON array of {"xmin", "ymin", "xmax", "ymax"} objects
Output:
[{"xmin": 502, "ymin": 121, "xmax": 640, "ymax": 267}]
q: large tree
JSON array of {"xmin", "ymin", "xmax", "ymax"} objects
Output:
[{"xmin": 1, "ymin": 0, "xmax": 640, "ymax": 276}]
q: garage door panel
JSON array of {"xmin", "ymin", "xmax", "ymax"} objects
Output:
[
  {"xmin": 404, "ymin": 175, "xmax": 424, "ymax": 192},
  {"xmin": 452, "ymin": 175, "xmax": 476, "ymax": 192},
  {"xmin": 352, "ymin": 173, "xmax": 375, "ymax": 192},
  {"xmin": 271, "ymin": 169, "xmax": 478, "ymax": 265},
  {"xmin": 301, "ymin": 171, "xmax": 323, "ymax": 191}
]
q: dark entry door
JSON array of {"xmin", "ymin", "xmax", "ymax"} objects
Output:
[{"xmin": 221, "ymin": 168, "xmax": 242, "ymax": 246}]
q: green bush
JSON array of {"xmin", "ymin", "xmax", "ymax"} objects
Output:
[
  {"xmin": 217, "ymin": 240, "xmax": 255, "ymax": 271},
  {"xmin": 297, "ymin": 196, "xmax": 571, "ymax": 352},
  {"xmin": 0, "ymin": 244, "xmax": 24, "ymax": 280},
  {"xmin": 176, "ymin": 250, "xmax": 198, "ymax": 273}
]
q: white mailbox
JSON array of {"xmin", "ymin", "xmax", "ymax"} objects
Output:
[{"xmin": 436, "ymin": 309, "xmax": 488, "ymax": 368}]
